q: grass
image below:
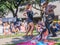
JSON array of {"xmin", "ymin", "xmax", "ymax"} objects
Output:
[
  {"xmin": 0, "ymin": 33, "xmax": 24, "ymax": 39},
  {"xmin": 0, "ymin": 30, "xmax": 60, "ymax": 45},
  {"xmin": 1, "ymin": 30, "xmax": 38, "ymax": 45},
  {"xmin": 55, "ymin": 43, "xmax": 60, "ymax": 45},
  {"xmin": 0, "ymin": 30, "xmax": 38, "ymax": 39}
]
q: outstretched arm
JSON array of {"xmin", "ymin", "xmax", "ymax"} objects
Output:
[
  {"xmin": 48, "ymin": 5, "xmax": 56, "ymax": 12},
  {"xmin": 23, "ymin": 11, "xmax": 27, "ymax": 16},
  {"xmin": 51, "ymin": 5, "xmax": 56, "ymax": 9}
]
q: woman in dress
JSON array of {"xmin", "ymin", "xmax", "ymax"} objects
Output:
[{"xmin": 23, "ymin": 4, "xmax": 38, "ymax": 36}]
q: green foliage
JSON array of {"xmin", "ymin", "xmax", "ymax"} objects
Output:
[
  {"xmin": 0, "ymin": 2, "xmax": 8, "ymax": 17},
  {"xmin": 1, "ymin": 0, "xmax": 56, "ymax": 17},
  {"xmin": 0, "ymin": 0, "xmax": 25, "ymax": 17}
]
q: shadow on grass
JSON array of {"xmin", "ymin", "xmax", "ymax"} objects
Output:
[
  {"xmin": 4, "ymin": 35, "xmax": 60, "ymax": 45},
  {"xmin": 4, "ymin": 35, "xmax": 35, "ymax": 45},
  {"xmin": 3, "ymin": 32, "xmax": 37, "ymax": 45}
]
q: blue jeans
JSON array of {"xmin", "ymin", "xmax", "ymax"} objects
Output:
[{"xmin": 45, "ymin": 22, "xmax": 51, "ymax": 34}]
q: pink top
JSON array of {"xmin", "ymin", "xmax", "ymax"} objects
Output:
[{"xmin": 20, "ymin": 26, "xmax": 26, "ymax": 32}]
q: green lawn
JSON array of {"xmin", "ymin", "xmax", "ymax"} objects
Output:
[
  {"xmin": 55, "ymin": 43, "xmax": 60, "ymax": 45},
  {"xmin": 0, "ymin": 30, "xmax": 38, "ymax": 39},
  {"xmin": 0, "ymin": 30, "xmax": 60, "ymax": 45}
]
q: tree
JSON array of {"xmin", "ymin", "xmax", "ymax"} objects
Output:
[
  {"xmin": 0, "ymin": 0, "xmax": 25, "ymax": 17},
  {"xmin": 0, "ymin": 2, "xmax": 8, "ymax": 17}
]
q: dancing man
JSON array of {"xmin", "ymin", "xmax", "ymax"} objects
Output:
[{"xmin": 42, "ymin": 2, "xmax": 57, "ymax": 37}]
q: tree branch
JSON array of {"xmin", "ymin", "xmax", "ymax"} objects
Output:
[{"xmin": 4, "ymin": 2, "xmax": 15, "ymax": 16}]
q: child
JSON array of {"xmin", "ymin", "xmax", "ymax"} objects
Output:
[
  {"xmin": 10, "ymin": 22, "xmax": 16, "ymax": 33},
  {"xmin": 15, "ymin": 27, "xmax": 19, "ymax": 33},
  {"xmin": 3, "ymin": 22, "xmax": 11, "ymax": 35},
  {"xmin": 20, "ymin": 23, "xmax": 26, "ymax": 32},
  {"xmin": 31, "ymin": 28, "xmax": 48, "ymax": 43},
  {"xmin": 52, "ymin": 23, "xmax": 58, "ymax": 32},
  {"xmin": 39, "ymin": 28, "xmax": 49, "ymax": 41}
]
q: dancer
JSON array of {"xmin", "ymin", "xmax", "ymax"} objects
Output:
[
  {"xmin": 23, "ymin": 4, "xmax": 38, "ymax": 36},
  {"xmin": 42, "ymin": 2, "xmax": 57, "ymax": 37}
]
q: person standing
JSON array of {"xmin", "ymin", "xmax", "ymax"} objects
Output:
[
  {"xmin": 42, "ymin": 2, "xmax": 57, "ymax": 37},
  {"xmin": 23, "ymin": 4, "xmax": 38, "ymax": 36}
]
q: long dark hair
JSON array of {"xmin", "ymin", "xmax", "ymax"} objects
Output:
[{"xmin": 40, "ymin": 28, "xmax": 47, "ymax": 40}]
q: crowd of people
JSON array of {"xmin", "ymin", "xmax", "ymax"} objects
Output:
[{"xmin": 0, "ymin": 19, "xmax": 28, "ymax": 35}]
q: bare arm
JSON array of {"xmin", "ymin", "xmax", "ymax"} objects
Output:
[
  {"xmin": 23, "ymin": 11, "xmax": 27, "ymax": 16},
  {"xmin": 48, "ymin": 5, "xmax": 56, "ymax": 12},
  {"xmin": 51, "ymin": 5, "xmax": 56, "ymax": 9}
]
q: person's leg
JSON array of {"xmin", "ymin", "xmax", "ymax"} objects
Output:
[
  {"xmin": 37, "ymin": 27, "xmax": 41, "ymax": 34},
  {"xmin": 12, "ymin": 29, "xmax": 16, "ymax": 33},
  {"xmin": 50, "ymin": 27, "xmax": 57, "ymax": 37},
  {"xmin": 25, "ymin": 24, "xmax": 31, "ymax": 36},
  {"xmin": 4, "ymin": 31, "xmax": 6, "ymax": 35},
  {"xmin": 29, "ymin": 22, "xmax": 34, "ymax": 36},
  {"xmin": 16, "ymin": 28, "xmax": 19, "ymax": 32},
  {"xmin": 45, "ymin": 22, "xmax": 51, "ymax": 34},
  {"xmin": 48, "ymin": 23, "xmax": 51, "ymax": 34},
  {"xmin": 8, "ymin": 29, "xmax": 11, "ymax": 35}
]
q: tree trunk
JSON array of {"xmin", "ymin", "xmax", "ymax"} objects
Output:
[
  {"xmin": 14, "ymin": 8, "xmax": 18, "ymax": 18},
  {"xmin": 10, "ymin": 7, "xmax": 18, "ymax": 18}
]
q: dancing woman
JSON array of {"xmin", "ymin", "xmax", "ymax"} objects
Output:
[{"xmin": 23, "ymin": 4, "xmax": 37, "ymax": 36}]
